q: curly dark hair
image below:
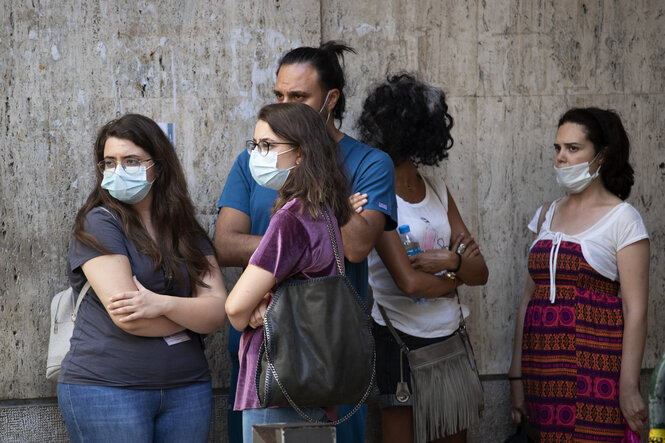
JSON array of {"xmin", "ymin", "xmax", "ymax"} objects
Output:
[
  {"xmin": 356, "ymin": 73, "xmax": 454, "ymax": 167},
  {"xmin": 558, "ymin": 107, "xmax": 634, "ymax": 200}
]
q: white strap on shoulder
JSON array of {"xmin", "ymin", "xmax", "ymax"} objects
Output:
[
  {"xmin": 537, "ymin": 201, "xmax": 552, "ymax": 235},
  {"xmin": 71, "ymin": 281, "xmax": 91, "ymax": 322}
]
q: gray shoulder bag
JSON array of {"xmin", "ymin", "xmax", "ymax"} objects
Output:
[{"xmin": 377, "ymin": 292, "xmax": 483, "ymax": 441}]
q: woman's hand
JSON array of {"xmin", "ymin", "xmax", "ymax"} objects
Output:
[
  {"xmin": 248, "ymin": 294, "xmax": 271, "ymax": 329},
  {"xmin": 409, "ymin": 249, "xmax": 455, "ymax": 274},
  {"xmin": 409, "ymin": 234, "xmax": 480, "ymax": 274},
  {"xmin": 348, "ymin": 192, "xmax": 368, "ymax": 214},
  {"xmin": 620, "ymin": 387, "xmax": 647, "ymax": 433},
  {"xmin": 450, "ymin": 232, "xmax": 481, "ymax": 260},
  {"xmin": 108, "ymin": 276, "xmax": 166, "ymax": 322},
  {"xmin": 409, "ymin": 233, "xmax": 481, "ymax": 274},
  {"xmin": 510, "ymin": 379, "xmax": 527, "ymax": 424}
]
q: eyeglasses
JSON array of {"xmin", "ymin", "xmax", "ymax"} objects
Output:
[
  {"xmin": 97, "ymin": 158, "xmax": 154, "ymax": 174},
  {"xmin": 245, "ymin": 140, "xmax": 295, "ymax": 157}
]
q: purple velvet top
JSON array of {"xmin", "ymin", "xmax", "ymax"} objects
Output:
[{"xmin": 234, "ymin": 198, "xmax": 344, "ymax": 411}]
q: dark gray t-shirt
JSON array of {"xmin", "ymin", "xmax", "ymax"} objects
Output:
[{"xmin": 59, "ymin": 206, "xmax": 213, "ymax": 389}]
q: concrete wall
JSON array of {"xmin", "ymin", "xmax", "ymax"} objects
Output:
[{"xmin": 1, "ymin": 0, "xmax": 663, "ymax": 440}]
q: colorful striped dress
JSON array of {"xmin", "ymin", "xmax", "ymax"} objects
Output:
[{"xmin": 521, "ymin": 201, "xmax": 648, "ymax": 442}]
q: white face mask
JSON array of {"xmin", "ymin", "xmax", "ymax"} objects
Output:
[
  {"xmin": 101, "ymin": 163, "xmax": 155, "ymax": 204},
  {"xmin": 248, "ymin": 147, "xmax": 296, "ymax": 190},
  {"xmin": 554, "ymin": 154, "xmax": 601, "ymax": 194}
]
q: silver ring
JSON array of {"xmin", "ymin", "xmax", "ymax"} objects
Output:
[{"xmin": 457, "ymin": 243, "xmax": 466, "ymax": 254}]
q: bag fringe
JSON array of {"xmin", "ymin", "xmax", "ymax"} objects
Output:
[{"xmin": 410, "ymin": 351, "xmax": 483, "ymax": 443}]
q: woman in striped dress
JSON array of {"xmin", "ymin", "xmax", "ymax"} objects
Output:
[{"xmin": 508, "ymin": 108, "xmax": 650, "ymax": 442}]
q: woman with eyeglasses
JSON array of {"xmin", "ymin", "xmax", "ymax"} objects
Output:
[
  {"xmin": 225, "ymin": 102, "xmax": 354, "ymax": 442},
  {"xmin": 57, "ymin": 113, "xmax": 227, "ymax": 443}
]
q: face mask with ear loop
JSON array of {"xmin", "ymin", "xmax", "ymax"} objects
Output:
[
  {"xmin": 101, "ymin": 163, "xmax": 156, "ymax": 204},
  {"xmin": 319, "ymin": 91, "xmax": 331, "ymax": 126},
  {"xmin": 554, "ymin": 153, "xmax": 601, "ymax": 194},
  {"xmin": 249, "ymin": 147, "xmax": 297, "ymax": 190}
]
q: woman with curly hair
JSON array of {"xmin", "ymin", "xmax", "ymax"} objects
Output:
[
  {"xmin": 508, "ymin": 108, "xmax": 649, "ymax": 441},
  {"xmin": 356, "ymin": 74, "xmax": 488, "ymax": 443}
]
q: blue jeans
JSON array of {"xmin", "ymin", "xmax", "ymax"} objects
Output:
[
  {"xmin": 242, "ymin": 407, "xmax": 327, "ymax": 443},
  {"xmin": 58, "ymin": 382, "xmax": 212, "ymax": 443},
  {"xmin": 228, "ymin": 326, "xmax": 243, "ymax": 443},
  {"xmin": 336, "ymin": 404, "xmax": 367, "ymax": 443}
]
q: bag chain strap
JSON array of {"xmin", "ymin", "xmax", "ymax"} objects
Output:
[
  {"xmin": 263, "ymin": 207, "xmax": 375, "ymax": 425},
  {"xmin": 322, "ymin": 209, "xmax": 345, "ymax": 277}
]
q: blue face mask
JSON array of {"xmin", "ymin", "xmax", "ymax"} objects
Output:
[
  {"xmin": 249, "ymin": 148, "xmax": 296, "ymax": 190},
  {"xmin": 101, "ymin": 164, "xmax": 155, "ymax": 204}
]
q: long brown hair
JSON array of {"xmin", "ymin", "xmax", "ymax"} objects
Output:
[
  {"xmin": 258, "ymin": 103, "xmax": 353, "ymax": 226},
  {"xmin": 73, "ymin": 113, "xmax": 213, "ymax": 288}
]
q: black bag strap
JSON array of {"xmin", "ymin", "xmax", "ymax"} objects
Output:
[
  {"xmin": 377, "ymin": 303, "xmax": 410, "ymax": 354},
  {"xmin": 263, "ymin": 208, "xmax": 374, "ymax": 425}
]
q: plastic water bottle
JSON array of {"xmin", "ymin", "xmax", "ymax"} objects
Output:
[{"xmin": 398, "ymin": 225, "xmax": 422, "ymax": 256}]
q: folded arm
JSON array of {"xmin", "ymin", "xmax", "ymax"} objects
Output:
[
  {"xmin": 376, "ymin": 229, "xmax": 460, "ymax": 298},
  {"xmin": 107, "ymin": 255, "xmax": 228, "ymax": 335},
  {"xmin": 82, "ymin": 255, "xmax": 185, "ymax": 337},
  {"xmin": 214, "ymin": 207, "xmax": 262, "ymax": 267},
  {"xmin": 225, "ymin": 264, "xmax": 276, "ymax": 331},
  {"xmin": 341, "ymin": 209, "xmax": 387, "ymax": 263},
  {"xmin": 409, "ymin": 190, "xmax": 488, "ymax": 286}
]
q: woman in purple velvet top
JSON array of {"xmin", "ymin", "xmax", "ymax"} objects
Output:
[{"xmin": 225, "ymin": 102, "xmax": 354, "ymax": 441}]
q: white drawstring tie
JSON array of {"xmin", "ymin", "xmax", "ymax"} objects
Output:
[{"xmin": 548, "ymin": 233, "xmax": 563, "ymax": 304}]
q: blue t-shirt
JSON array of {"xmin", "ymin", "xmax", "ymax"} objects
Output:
[{"xmin": 217, "ymin": 134, "xmax": 397, "ymax": 302}]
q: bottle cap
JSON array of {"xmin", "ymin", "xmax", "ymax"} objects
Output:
[{"xmin": 398, "ymin": 225, "xmax": 410, "ymax": 234}]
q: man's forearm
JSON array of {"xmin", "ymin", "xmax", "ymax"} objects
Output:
[
  {"xmin": 340, "ymin": 210, "xmax": 385, "ymax": 263},
  {"xmin": 215, "ymin": 233, "xmax": 263, "ymax": 267}
]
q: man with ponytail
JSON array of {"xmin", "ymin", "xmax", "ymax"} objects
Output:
[{"xmin": 215, "ymin": 41, "xmax": 397, "ymax": 442}]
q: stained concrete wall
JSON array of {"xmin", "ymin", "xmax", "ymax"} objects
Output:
[{"xmin": 1, "ymin": 0, "xmax": 663, "ymax": 440}]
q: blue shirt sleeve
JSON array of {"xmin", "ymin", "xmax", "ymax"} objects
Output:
[
  {"xmin": 217, "ymin": 151, "xmax": 277, "ymax": 235},
  {"xmin": 339, "ymin": 137, "xmax": 398, "ymax": 231},
  {"xmin": 218, "ymin": 152, "xmax": 252, "ymax": 215}
]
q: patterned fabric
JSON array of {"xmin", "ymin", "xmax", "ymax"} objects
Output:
[{"xmin": 522, "ymin": 239, "xmax": 624, "ymax": 442}]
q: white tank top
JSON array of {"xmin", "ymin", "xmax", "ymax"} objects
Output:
[{"xmin": 368, "ymin": 176, "xmax": 469, "ymax": 338}]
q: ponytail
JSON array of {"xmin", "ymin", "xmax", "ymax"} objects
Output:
[{"xmin": 277, "ymin": 41, "xmax": 356, "ymax": 123}]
